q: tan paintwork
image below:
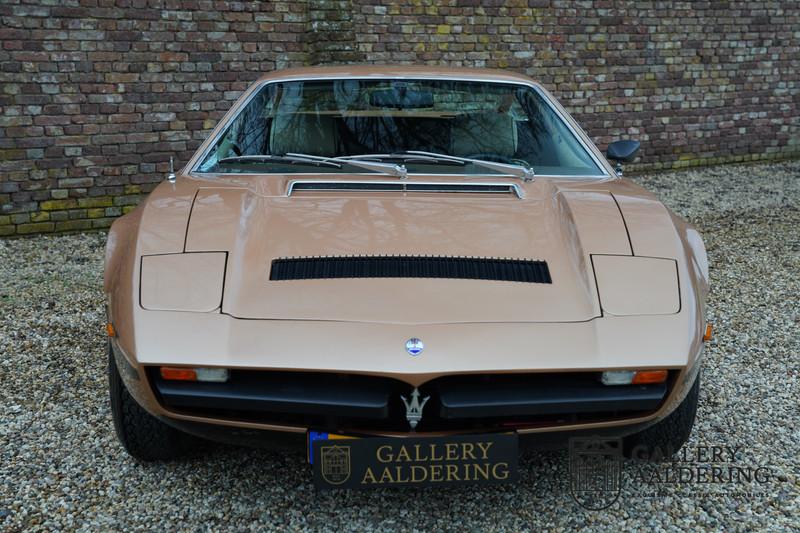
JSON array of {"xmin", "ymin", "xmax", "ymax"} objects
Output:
[
  {"xmin": 140, "ymin": 252, "xmax": 226, "ymax": 312},
  {"xmin": 592, "ymin": 255, "xmax": 680, "ymax": 316},
  {"xmin": 190, "ymin": 185, "xmax": 624, "ymax": 324},
  {"xmin": 104, "ymin": 66, "xmax": 709, "ymax": 436}
]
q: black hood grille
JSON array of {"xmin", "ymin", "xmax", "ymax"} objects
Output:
[
  {"xmin": 269, "ymin": 256, "xmax": 551, "ymax": 283},
  {"xmin": 287, "ymin": 180, "xmax": 524, "ymax": 198}
]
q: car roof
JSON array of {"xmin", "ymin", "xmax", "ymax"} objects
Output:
[{"xmin": 256, "ymin": 65, "xmax": 541, "ymax": 86}]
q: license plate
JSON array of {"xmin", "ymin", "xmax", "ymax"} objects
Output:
[{"xmin": 309, "ymin": 432, "xmax": 518, "ymax": 489}]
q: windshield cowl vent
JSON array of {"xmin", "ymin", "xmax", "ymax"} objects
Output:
[{"xmin": 287, "ymin": 180, "xmax": 525, "ymax": 198}]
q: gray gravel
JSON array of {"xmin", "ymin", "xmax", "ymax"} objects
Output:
[{"xmin": 2, "ymin": 160, "xmax": 799, "ymax": 531}]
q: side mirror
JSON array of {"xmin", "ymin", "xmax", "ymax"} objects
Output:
[
  {"xmin": 606, "ymin": 140, "xmax": 640, "ymax": 162},
  {"xmin": 606, "ymin": 140, "xmax": 640, "ymax": 176}
]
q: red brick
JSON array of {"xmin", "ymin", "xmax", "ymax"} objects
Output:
[{"xmin": 0, "ymin": 1, "xmax": 797, "ymax": 236}]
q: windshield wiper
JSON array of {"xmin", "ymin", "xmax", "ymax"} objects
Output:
[
  {"xmin": 285, "ymin": 153, "xmax": 409, "ymax": 178},
  {"xmin": 407, "ymin": 150, "xmax": 535, "ymax": 182},
  {"xmin": 281, "ymin": 151, "xmax": 534, "ymax": 181},
  {"xmin": 337, "ymin": 153, "xmax": 466, "ymax": 166},
  {"xmin": 217, "ymin": 154, "xmax": 342, "ymax": 169}
]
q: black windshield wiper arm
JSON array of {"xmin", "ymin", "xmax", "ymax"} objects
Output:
[
  {"xmin": 289, "ymin": 151, "xmax": 533, "ymax": 181},
  {"xmin": 407, "ymin": 151, "xmax": 535, "ymax": 182},
  {"xmin": 285, "ymin": 153, "xmax": 408, "ymax": 178},
  {"xmin": 217, "ymin": 155, "xmax": 342, "ymax": 169},
  {"xmin": 337, "ymin": 153, "xmax": 466, "ymax": 166}
]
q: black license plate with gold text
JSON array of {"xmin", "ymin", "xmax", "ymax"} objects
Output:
[{"xmin": 311, "ymin": 433, "xmax": 518, "ymax": 489}]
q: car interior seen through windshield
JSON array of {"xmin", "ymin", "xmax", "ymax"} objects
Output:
[{"xmin": 198, "ymin": 79, "xmax": 605, "ymax": 177}]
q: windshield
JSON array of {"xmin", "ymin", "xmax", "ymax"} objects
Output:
[{"xmin": 196, "ymin": 79, "xmax": 606, "ymax": 177}]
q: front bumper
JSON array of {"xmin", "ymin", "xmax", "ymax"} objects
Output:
[{"xmin": 110, "ymin": 316, "xmax": 703, "ymax": 441}]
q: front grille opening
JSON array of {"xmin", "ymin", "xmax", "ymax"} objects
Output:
[
  {"xmin": 269, "ymin": 256, "xmax": 552, "ymax": 283},
  {"xmin": 149, "ymin": 370, "xmax": 674, "ymax": 434}
]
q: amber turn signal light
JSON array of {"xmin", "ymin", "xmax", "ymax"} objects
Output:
[
  {"xmin": 602, "ymin": 369, "xmax": 669, "ymax": 385},
  {"xmin": 159, "ymin": 366, "xmax": 229, "ymax": 382},
  {"xmin": 160, "ymin": 367, "xmax": 198, "ymax": 381},
  {"xmin": 703, "ymin": 324, "xmax": 713, "ymax": 342},
  {"xmin": 631, "ymin": 370, "xmax": 669, "ymax": 385}
]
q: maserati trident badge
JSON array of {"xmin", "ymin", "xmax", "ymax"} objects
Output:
[
  {"xmin": 401, "ymin": 388, "xmax": 430, "ymax": 430},
  {"xmin": 405, "ymin": 337, "xmax": 424, "ymax": 356}
]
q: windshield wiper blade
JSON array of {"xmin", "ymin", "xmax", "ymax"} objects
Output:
[
  {"xmin": 337, "ymin": 153, "xmax": 466, "ymax": 166},
  {"xmin": 218, "ymin": 154, "xmax": 342, "ymax": 169},
  {"xmin": 285, "ymin": 153, "xmax": 409, "ymax": 178},
  {"xmin": 282, "ymin": 151, "xmax": 532, "ymax": 180},
  {"xmin": 406, "ymin": 150, "xmax": 535, "ymax": 182}
]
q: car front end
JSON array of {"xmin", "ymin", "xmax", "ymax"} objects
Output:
[{"xmin": 105, "ymin": 66, "xmax": 709, "ymax": 487}]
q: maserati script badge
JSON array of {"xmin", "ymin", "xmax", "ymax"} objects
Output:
[
  {"xmin": 405, "ymin": 337, "xmax": 424, "ymax": 356},
  {"xmin": 401, "ymin": 388, "xmax": 430, "ymax": 430}
]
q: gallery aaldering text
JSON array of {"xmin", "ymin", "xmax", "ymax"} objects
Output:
[{"xmin": 630, "ymin": 445, "xmax": 775, "ymax": 484}]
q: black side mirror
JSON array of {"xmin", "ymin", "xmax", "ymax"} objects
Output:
[
  {"xmin": 606, "ymin": 140, "xmax": 640, "ymax": 162},
  {"xmin": 606, "ymin": 140, "xmax": 640, "ymax": 176}
]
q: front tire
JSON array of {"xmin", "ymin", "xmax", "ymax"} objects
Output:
[
  {"xmin": 625, "ymin": 372, "xmax": 700, "ymax": 460},
  {"xmin": 108, "ymin": 343, "xmax": 195, "ymax": 461}
]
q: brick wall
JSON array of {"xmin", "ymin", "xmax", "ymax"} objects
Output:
[{"xmin": 1, "ymin": 0, "xmax": 798, "ymax": 236}]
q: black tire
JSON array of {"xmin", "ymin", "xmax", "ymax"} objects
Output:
[
  {"xmin": 108, "ymin": 343, "xmax": 195, "ymax": 461},
  {"xmin": 625, "ymin": 372, "xmax": 700, "ymax": 461}
]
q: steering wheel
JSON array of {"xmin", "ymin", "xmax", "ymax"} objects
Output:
[{"xmin": 465, "ymin": 152, "xmax": 515, "ymax": 164}]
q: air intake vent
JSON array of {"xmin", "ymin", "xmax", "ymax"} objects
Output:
[
  {"xmin": 287, "ymin": 181, "xmax": 524, "ymax": 198},
  {"xmin": 270, "ymin": 256, "xmax": 551, "ymax": 283}
]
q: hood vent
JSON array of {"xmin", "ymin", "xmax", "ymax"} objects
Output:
[
  {"xmin": 287, "ymin": 180, "xmax": 524, "ymax": 198},
  {"xmin": 270, "ymin": 256, "xmax": 551, "ymax": 283}
]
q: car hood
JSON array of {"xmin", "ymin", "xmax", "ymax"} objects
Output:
[{"xmin": 178, "ymin": 176, "xmax": 633, "ymax": 324}]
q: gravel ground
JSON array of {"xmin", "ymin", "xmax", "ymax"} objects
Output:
[{"xmin": 2, "ymin": 160, "xmax": 799, "ymax": 532}]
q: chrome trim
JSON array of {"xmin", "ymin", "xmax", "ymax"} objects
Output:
[
  {"xmin": 188, "ymin": 75, "xmax": 612, "ymax": 179},
  {"xmin": 196, "ymin": 171, "xmax": 604, "ymax": 180},
  {"xmin": 286, "ymin": 180, "xmax": 526, "ymax": 199}
]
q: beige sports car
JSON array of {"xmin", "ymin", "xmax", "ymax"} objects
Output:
[{"xmin": 105, "ymin": 66, "xmax": 709, "ymax": 487}]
